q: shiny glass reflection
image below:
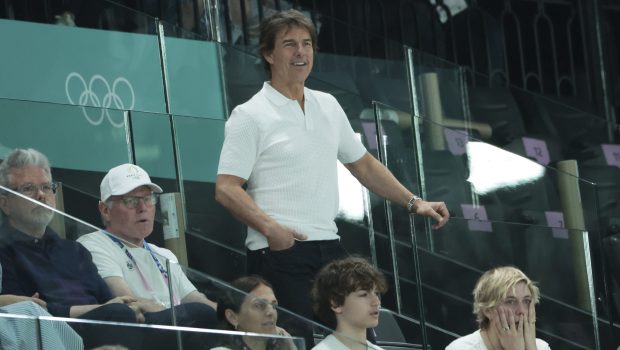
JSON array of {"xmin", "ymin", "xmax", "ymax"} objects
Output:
[
  {"xmin": 467, "ymin": 141, "xmax": 546, "ymax": 195},
  {"xmin": 337, "ymin": 160, "xmax": 365, "ymax": 223}
]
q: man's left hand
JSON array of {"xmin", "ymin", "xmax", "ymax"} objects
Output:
[{"xmin": 413, "ymin": 200, "xmax": 450, "ymax": 229}]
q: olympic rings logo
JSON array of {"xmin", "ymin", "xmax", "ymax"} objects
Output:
[{"xmin": 65, "ymin": 72, "xmax": 135, "ymax": 128}]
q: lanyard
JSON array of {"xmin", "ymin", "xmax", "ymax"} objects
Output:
[{"xmin": 104, "ymin": 232, "xmax": 179, "ymax": 306}]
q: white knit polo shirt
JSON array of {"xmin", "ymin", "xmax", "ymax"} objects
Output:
[{"xmin": 218, "ymin": 82, "xmax": 367, "ymax": 250}]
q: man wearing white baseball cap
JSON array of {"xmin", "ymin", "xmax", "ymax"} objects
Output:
[{"xmin": 78, "ymin": 163, "xmax": 217, "ymax": 349}]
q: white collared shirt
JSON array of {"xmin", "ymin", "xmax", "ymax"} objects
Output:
[{"xmin": 218, "ymin": 82, "xmax": 366, "ymax": 250}]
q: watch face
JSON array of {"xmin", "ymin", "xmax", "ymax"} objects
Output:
[{"xmin": 407, "ymin": 196, "xmax": 421, "ymax": 212}]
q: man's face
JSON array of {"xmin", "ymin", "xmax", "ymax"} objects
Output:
[
  {"xmin": 264, "ymin": 25, "xmax": 314, "ymax": 87},
  {"xmin": 99, "ymin": 185, "xmax": 156, "ymax": 246},
  {"xmin": 333, "ymin": 286, "xmax": 381, "ymax": 331},
  {"xmin": 0, "ymin": 166, "xmax": 56, "ymax": 236}
]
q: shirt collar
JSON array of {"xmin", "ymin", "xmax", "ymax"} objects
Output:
[
  {"xmin": 1, "ymin": 222, "xmax": 58, "ymax": 246},
  {"xmin": 262, "ymin": 81, "xmax": 313, "ymax": 106}
]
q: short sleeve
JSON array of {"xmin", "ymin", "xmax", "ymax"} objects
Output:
[
  {"xmin": 173, "ymin": 264, "xmax": 198, "ymax": 300},
  {"xmin": 152, "ymin": 247, "xmax": 197, "ymax": 300},
  {"xmin": 333, "ymin": 97, "xmax": 366, "ymax": 164},
  {"xmin": 217, "ymin": 106, "xmax": 260, "ymax": 180}
]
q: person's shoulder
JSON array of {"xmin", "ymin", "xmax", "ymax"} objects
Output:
[
  {"xmin": 311, "ymin": 335, "xmax": 341, "ymax": 350},
  {"xmin": 445, "ymin": 331, "xmax": 481, "ymax": 349},
  {"xmin": 535, "ymin": 337, "xmax": 551, "ymax": 350},
  {"xmin": 76, "ymin": 230, "xmax": 105, "ymax": 242},
  {"xmin": 310, "ymin": 340, "xmax": 329, "ymax": 350},
  {"xmin": 232, "ymin": 86, "xmax": 271, "ymax": 114},
  {"xmin": 76, "ymin": 230, "xmax": 107, "ymax": 246}
]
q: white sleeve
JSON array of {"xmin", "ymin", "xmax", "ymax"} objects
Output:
[
  {"xmin": 172, "ymin": 261, "xmax": 198, "ymax": 300},
  {"xmin": 155, "ymin": 247, "xmax": 198, "ymax": 300},
  {"xmin": 217, "ymin": 106, "xmax": 260, "ymax": 180},
  {"xmin": 332, "ymin": 96, "xmax": 366, "ymax": 164}
]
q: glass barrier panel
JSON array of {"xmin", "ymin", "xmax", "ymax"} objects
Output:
[
  {"xmin": 0, "ymin": 183, "xmax": 310, "ymax": 349},
  {"xmin": 380, "ymin": 308, "xmax": 452, "ymax": 350},
  {"xmin": 413, "ymin": 218, "xmax": 599, "ymax": 350},
  {"xmin": 407, "ymin": 52, "xmax": 617, "ymax": 342},
  {"xmin": 403, "ymin": 49, "xmax": 467, "ymax": 126},
  {"xmin": 312, "ymin": 52, "xmax": 411, "ymax": 115},
  {"xmin": 394, "ymin": 101, "xmax": 600, "ymax": 235},
  {"xmin": 160, "ymin": 22, "xmax": 227, "ymax": 120},
  {"xmin": 168, "ymin": 261, "xmax": 389, "ymax": 349},
  {"xmin": 131, "ymin": 111, "xmax": 178, "ymax": 190},
  {"xmin": 0, "ymin": 0, "xmax": 161, "ymax": 33},
  {"xmin": 0, "ymin": 185, "xmax": 138, "ymax": 349},
  {"xmin": 0, "ymin": 10, "xmax": 166, "ymax": 114},
  {"xmin": 0, "ymin": 99, "xmax": 134, "ymax": 198},
  {"xmin": 371, "ymin": 100, "xmax": 607, "ymax": 348},
  {"xmin": 170, "ymin": 113, "xmax": 245, "ymax": 268},
  {"xmin": 47, "ymin": 315, "xmax": 304, "ymax": 350},
  {"xmin": 219, "ymin": 41, "xmax": 267, "ymax": 113},
  {"xmin": 407, "ymin": 46, "xmax": 620, "ymax": 347}
]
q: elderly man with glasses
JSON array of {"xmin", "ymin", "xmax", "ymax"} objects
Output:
[
  {"xmin": 78, "ymin": 163, "xmax": 217, "ymax": 349},
  {"xmin": 0, "ymin": 148, "xmax": 143, "ymax": 349}
]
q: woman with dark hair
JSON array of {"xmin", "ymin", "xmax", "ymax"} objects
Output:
[{"xmin": 213, "ymin": 276, "xmax": 296, "ymax": 350}]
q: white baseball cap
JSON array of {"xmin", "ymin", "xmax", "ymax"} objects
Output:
[{"xmin": 100, "ymin": 163, "xmax": 163, "ymax": 202}]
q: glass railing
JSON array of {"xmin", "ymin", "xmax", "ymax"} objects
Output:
[
  {"xmin": 410, "ymin": 221, "xmax": 602, "ymax": 350},
  {"xmin": 0, "ymin": 99, "xmax": 134, "ymax": 199},
  {"xmin": 0, "ymin": 183, "xmax": 395, "ymax": 349},
  {"xmin": 0, "ymin": 7, "xmax": 167, "ymax": 113},
  {"xmin": 3, "ymin": 12, "xmax": 620, "ymax": 348},
  {"xmin": 404, "ymin": 47, "xmax": 620, "ymax": 348},
  {"xmin": 370, "ymin": 100, "xmax": 618, "ymax": 348},
  {"xmin": 0, "ymin": 311, "xmax": 306, "ymax": 350}
]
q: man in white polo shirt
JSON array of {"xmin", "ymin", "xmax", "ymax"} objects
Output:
[
  {"xmin": 78, "ymin": 163, "xmax": 217, "ymax": 349},
  {"xmin": 215, "ymin": 9, "xmax": 450, "ymax": 343}
]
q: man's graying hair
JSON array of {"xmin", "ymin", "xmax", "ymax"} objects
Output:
[{"xmin": 0, "ymin": 148, "xmax": 52, "ymax": 190}]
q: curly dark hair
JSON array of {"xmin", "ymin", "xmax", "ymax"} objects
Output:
[{"xmin": 311, "ymin": 256, "xmax": 387, "ymax": 330}]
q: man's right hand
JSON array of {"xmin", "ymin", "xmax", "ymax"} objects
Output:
[
  {"xmin": 265, "ymin": 222, "xmax": 307, "ymax": 251},
  {"xmin": 130, "ymin": 299, "xmax": 166, "ymax": 314},
  {"xmin": 106, "ymin": 296, "xmax": 137, "ymax": 305},
  {"xmin": 106, "ymin": 296, "xmax": 145, "ymax": 322},
  {"xmin": 127, "ymin": 303, "xmax": 146, "ymax": 323}
]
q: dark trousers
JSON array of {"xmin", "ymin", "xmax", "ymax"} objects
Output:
[
  {"xmin": 73, "ymin": 303, "xmax": 143, "ymax": 350},
  {"xmin": 247, "ymin": 239, "xmax": 347, "ymax": 348},
  {"xmin": 74, "ymin": 302, "xmax": 216, "ymax": 350},
  {"xmin": 144, "ymin": 302, "xmax": 217, "ymax": 350}
]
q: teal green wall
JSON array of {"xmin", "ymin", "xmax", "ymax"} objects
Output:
[{"xmin": 0, "ymin": 19, "xmax": 226, "ymax": 182}]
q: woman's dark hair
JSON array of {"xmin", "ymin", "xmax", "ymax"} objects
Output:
[{"xmin": 216, "ymin": 275, "xmax": 273, "ymax": 330}]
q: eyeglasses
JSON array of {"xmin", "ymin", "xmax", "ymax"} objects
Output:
[
  {"xmin": 112, "ymin": 193, "xmax": 158, "ymax": 209},
  {"xmin": 12, "ymin": 182, "xmax": 58, "ymax": 197}
]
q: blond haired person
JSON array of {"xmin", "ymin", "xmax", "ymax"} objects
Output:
[{"xmin": 446, "ymin": 266, "xmax": 550, "ymax": 350}]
